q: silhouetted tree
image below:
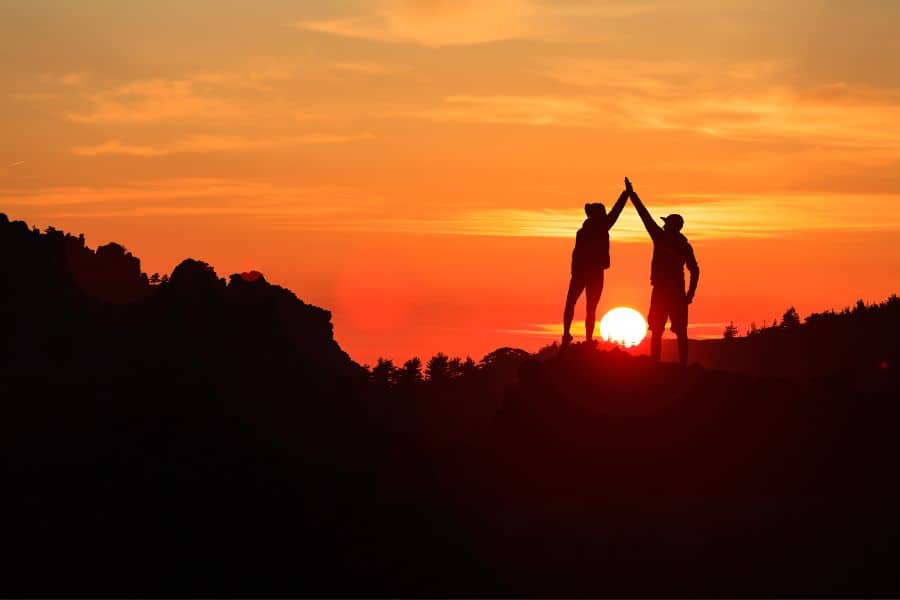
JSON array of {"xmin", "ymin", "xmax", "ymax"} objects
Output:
[
  {"xmin": 372, "ymin": 357, "xmax": 398, "ymax": 388},
  {"xmin": 782, "ymin": 306, "xmax": 801, "ymax": 328},
  {"xmin": 480, "ymin": 347, "xmax": 530, "ymax": 369},
  {"xmin": 447, "ymin": 356, "xmax": 463, "ymax": 378},
  {"xmin": 399, "ymin": 357, "xmax": 423, "ymax": 385},
  {"xmin": 723, "ymin": 321, "xmax": 738, "ymax": 340},
  {"xmin": 460, "ymin": 356, "xmax": 477, "ymax": 377},
  {"xmin": 426, "ymin": 352, "xmax": 450, "ymax": 383}
]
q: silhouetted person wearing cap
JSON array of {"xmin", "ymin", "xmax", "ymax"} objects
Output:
[
  {"xmin": 562, "ymin": 182, "xmax": 630, "ymax": 346},
  {"xmin": 627, "ymin": 178, "xmax": 700, "ymax": 366}
]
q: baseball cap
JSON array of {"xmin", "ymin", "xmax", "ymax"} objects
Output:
[{"xmin": 660, "ymin": 214, "xmax": 684, "ymax": 230}]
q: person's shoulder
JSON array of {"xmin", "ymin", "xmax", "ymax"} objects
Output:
[{"xmin": 583, "ymin": 217, "xmax": 603, "ymax": 231}]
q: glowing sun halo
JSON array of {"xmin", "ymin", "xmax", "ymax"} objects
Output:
[{"xmin": 599, "ymin": 307, "xmax": 648, "ymax": 348}]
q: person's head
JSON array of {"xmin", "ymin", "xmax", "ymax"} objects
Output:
[
  {"xmin": 584, "ymin": 202, "xmax": 606, "ymax": 219},
  {"xmin": 661, "ymin": 213, "xmax": 684, "ymax": 233}
]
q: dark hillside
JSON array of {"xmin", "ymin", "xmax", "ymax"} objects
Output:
[
  {"xmin": 2, "ymin": 213, "xmax": 899, "ymax": 596},
  {"xmin": 663, "ymin": 299, "xmax": 899, "ymax": 380}
]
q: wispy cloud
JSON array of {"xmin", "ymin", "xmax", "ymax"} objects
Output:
[
  {"xmin": 68, "ymin": 79, "xmax": 238, "ymax": 123},
  {"xmin": 67, "ymin": 68, "xmax": 295, "ymax": 124},
  {"xmin": 1, "ymin": 160, "xmax": 25, "ymax": 177},
  {"xmin": 544, "ymin": 58, "xmax": 900, "ymax": 153},
  {"xmin": 296, "ymin": 0, "xmax": 663, "ymax": 46},
  {"xmin": 7, "ymin": 178, "xmax": 900, "ymax": 239},
  {"xmin": 73, "ymin": 133, "xmax": 368, "ymax": 157},
  {"xmin": 296, "ymin": 0, "xmax": 538, "ymax": 47},
  {"xmin": 545, "ymin": 58, "xmax": 786, "ymax": 91},
  {"xmin": 297, "ymin": 193, "xmax": 900, "ymax": 240},
  {"xmin": 446, "ymin": 194, "xmax": 900, "ymax": 240},
  {"xmin": 449, "ymin": 194, "xmax": 900, "ymax": 242},
  {"xmin": 228, "ymin": 193, "xmax": 900, "ymax": 240},
  {"xmin": 0, "ymin": 179, "xmax": 370, "ymax": 220},
  {"xmin": 617, "ymin": 86, "xmax": 900, "ymax": 151},
  {"xmin": 396, "ymin": 60, "xmax": 900, "ymax": 154},
  {"xmin": 405, "ymin": 95, "xmax": 596, "ymax": 126}
]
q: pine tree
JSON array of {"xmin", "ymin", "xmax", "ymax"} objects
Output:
[
  {"xmin": 399, "ymin": 357, "xmax": 422, "ymax": 385},
  {"xmin": 371, "ymin": 357, "xmax": 398, "ymax": 387},
  {"xmin": 723, "ymin": 321, "xmax": 739, "ymax": 340},
  {"xmin": 426, "ymin": 352, "xmax": 450, "ymax": 382},
  {"xmin": 781, "ymin": 306, "xmax": 801, "ymax": 328}
]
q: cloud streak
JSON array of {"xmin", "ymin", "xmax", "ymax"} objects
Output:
[
  {"xmin": 404, "ymin": 95, "xmax": 596, "ymax": 126},
  {"xmin": 296, "ymin": 0, "xmax": 539, "ymax": 47},
  {"xmin": 0, "ymin": 179, "xmax": 371, "ymax": 220},
  {"xmin": 446, "ymin": 194, "xmax": 900, "ymax": 241},
  {"xmin": 221, "ymin": 193, "xmax": 900, "ymax": 240},
  {"xmin": 72, "ymin": 133, "xmax": 369, "ymax": 157},
  {"xmin": 296, "ymin": 0, "xmax": 665, "ymax": 46},
  {"xmin": 67, "ymin": 68, "xmax": 295, "ymax": 124},
  {"xmin": 7, "ymin": 178, "xmax": 900, "ymax": 240},
  {"xmin": 543, "ymin": 58, "xmax": 900, "ymax": 153}
]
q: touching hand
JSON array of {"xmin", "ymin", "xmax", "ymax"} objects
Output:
[
  {"xmin": 686, "ymin": 293, "xmax": 694, "ymax": 305},
  {"xmin": 624, "ymin": 177, "xmax": 633, "ymax": 195}
]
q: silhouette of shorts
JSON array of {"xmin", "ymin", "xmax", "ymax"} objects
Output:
[
  {"xmin": 567, "ymin": 269, "xmax": 605, "ymax": 306},
  {"xmin": 648, "ymin": 285, "xmax": 688, "ymax": 334}
]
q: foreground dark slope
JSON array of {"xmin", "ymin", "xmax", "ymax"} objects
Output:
[
  {"xmin": 2, "ymin": 213, "xmax": 900, "ymax": 596},
  {"xmin": 470, "ymin": 345, "xmax": 899, "ymax": 595},
  {"xmin": 668, "ymin": 301, "xmax": 900, "ymax": 380}
]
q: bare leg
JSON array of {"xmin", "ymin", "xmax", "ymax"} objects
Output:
[
  {"xmin": 650, "ymin": 330, "xmax": 663, "ymax": 361},
  {"xmin": 584, "ymin": 273, "xmax": 604, "ymax": 341},
  {"xmin": 563, "ymin": 275, "xmax": 584, "ymax": 343},
  {"xmin": 676, "ymin": 331, "xmax": 688, "ymax": 366},
  {"xmin": 647, "ymin": 288, "xmax": 664, "ymax": 361}
]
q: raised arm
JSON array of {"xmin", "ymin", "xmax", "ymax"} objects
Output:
[
  {"xmin": 605, "ymin": 188, "xmax": 629, "ymax": 230},
  {"xmin": 685, "ymin": 245, "xmax": 700, "ymax": 303},
  {"xmin": 627, "ymin": 179, "xmax": 662, "ymax": 237}
]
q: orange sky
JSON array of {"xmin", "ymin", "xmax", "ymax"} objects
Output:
[{"xmin": 3, "ymin": 1, "xmax": 900, "ymax": 364}]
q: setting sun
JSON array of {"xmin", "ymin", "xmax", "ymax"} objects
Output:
[{"xmin": 599, "ymin": 307, "xmax": 648, "ymax": 348}]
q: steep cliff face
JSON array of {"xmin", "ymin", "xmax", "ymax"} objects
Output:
[{"xmin": 0, "ymin": 213, "xmax": 358, "ymax": 379}]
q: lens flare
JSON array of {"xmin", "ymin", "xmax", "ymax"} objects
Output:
[{"xmin": 599, "ymin": 307, "xmax": 648, "ymax": 348}]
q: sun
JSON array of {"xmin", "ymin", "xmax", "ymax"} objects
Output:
[{"xmin": 599, "ymin": 307, "xmax": 648, "ymax": 348}]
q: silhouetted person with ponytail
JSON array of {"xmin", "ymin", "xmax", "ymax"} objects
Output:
[
  {"xmin": 562, "ymin": 181, "xmax": 629, "ymax": 346},
  {"xmin": 627, "ymin": 178, "xmax": 699, "ymax": 366}
]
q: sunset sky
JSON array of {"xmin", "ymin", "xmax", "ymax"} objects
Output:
[{"xmin": 3, "ymin": 0, "xmax": 900, "ymax": 364}]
